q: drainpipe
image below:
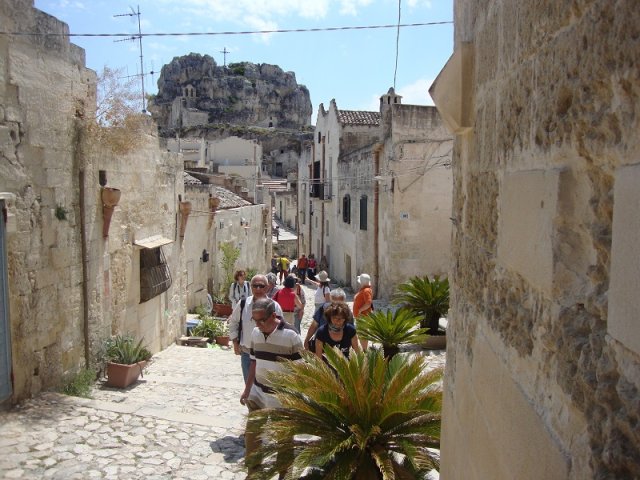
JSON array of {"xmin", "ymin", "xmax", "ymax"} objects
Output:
[
  {"xmin": 309, "ymin": 142, "xmax": 314, "ymax": 255},
  {"xmin": 320, "ymin": 135, "xmax": 326, "ymax": 256},
  {"xmin": 79, "ymin": 169, "xmax": 90, "ymax": 368},
  {"xmin": 373, "ymin": 144, "xmax": 383, "ymax": 295}
]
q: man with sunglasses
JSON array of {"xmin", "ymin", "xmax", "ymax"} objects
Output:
[
  {"xmin": 229, "ymin": 274, "xmax": 283, "ymax": 383},
  {"xmin": 240, "ymin": 297, "xmax": 303, "ymax": 478}
]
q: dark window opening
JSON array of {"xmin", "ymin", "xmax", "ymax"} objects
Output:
[
  {"xmin": 311, "ymin": 161, "xmax": 321, "ymax": 198},
  {"xmin": 140, "ymin": 247, "xmax": 172, "ymax": 303},
  {"xmin": 318, "ymin": 131, "xmax": 321, "ymax": 143},
  {"xmin": 343, "ymin": 195, "xmax": 351, "ymax": 224},
  {"xmin": 360, "ymin": 195, "xmax": 368, "ymax": 230}
]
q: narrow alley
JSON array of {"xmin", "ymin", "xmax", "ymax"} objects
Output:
[{"xmin": 0, "ymin": 284, "xmax": 446, "ymax": 479}]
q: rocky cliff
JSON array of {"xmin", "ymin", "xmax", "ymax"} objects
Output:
[{"xmin": 149, "ymin": 53, "xmax": 312, "ymax": 131}]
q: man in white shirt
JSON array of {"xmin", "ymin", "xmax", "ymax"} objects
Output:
[{"xmin": 228, "ymin": 274, "xmax": 284, "ymax": 383}]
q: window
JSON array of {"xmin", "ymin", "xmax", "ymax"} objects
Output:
[
  {"xmin": 343, "ymin": 195, "xmax": 351, "ymax": 224},
  {"xmin": 326, "ymin": 220, "xmax": 329, "ymax": 236},
  {"xmin": 360, "ymin": 195, "xmax": 368, "ymax": 230},
  {"xmin": 318, "ymin": 131, "xmax": 322, "ymax": 143},
  {"xmin": 140, "ymin": 247, "xmax": 172, "ymax": 303}
]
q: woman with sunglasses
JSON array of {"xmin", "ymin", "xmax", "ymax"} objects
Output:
[{"xmin": 314, "ymin": 302, "xmax": 361, "ymax": 360}]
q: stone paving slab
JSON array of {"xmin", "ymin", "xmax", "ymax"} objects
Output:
[{"xmin": 0, "ymin": 345, "xmax": 248, "ymax": 480}]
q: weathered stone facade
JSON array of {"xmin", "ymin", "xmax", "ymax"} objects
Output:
[
  {"xmin": 0, "ymin": 0, "xmax": 186, "ymax": 403},
  {"xmin": 183, "ymin": 180, "xmax": 270, "ymax": 310},
  {"xmin": 299, "ymin": 92, "xmax": 453, "ymax": 297},
  {"xmin": 435, "ymin": 0, "xmax": 640, "ymax": 477}
]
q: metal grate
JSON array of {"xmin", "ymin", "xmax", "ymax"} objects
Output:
[{"xmin": 140, "ymin": 247, "xmax": 172, "ymax": 303}]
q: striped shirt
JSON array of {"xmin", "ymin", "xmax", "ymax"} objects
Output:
[{"xmin": 249, "ymin": 321, "xmax": 303, "ymax": 393}]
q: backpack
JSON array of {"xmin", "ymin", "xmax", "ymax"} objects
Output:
[{"xmin": 237, "ymin": 299, "xmax": 247, "ymax": 341}]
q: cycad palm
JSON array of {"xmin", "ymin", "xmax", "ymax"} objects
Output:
[
  {"xmin": 393, "ymin": 276, "xmax": 449, "ymax": 334},
  {"xmin": 357, "ymin": 308, "xmax": 429, "ymax": 358},
  {"xmin": 246, "ymin": 347, "xmax": 442, "ymax": 479}
]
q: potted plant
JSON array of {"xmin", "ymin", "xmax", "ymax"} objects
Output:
[
  {"xmin": 215, "ymin": 320, "xmax": 230, "ymax": 347},
  {"xmin": 104, "ymin": 334, "xmax": 152, "ymax": 388},
  {"xmin": 393, "ymin": 275, "xmax": 449, "ymax": 340},
  {"xmin": 356, "ymin": 308, "xmax": 429, "ymax": 359},
  {"xmin": 211, "ymin": 293, "xmax": 232, "ymax": 317},
  {"xmin": 246, "ymin": 347, "xmax": 443, "ymax": 479}
]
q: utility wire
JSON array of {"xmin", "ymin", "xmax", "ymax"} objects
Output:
[
  {"xmin": 393, "ymin": 0, "xmax": 402, "ymax": 90},
  {"xmin": 0, "ymin": 21, "xmax": 452, "ymax": 38}
]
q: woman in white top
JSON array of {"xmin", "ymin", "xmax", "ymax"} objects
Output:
[
  {"xmin": 310, "ymin": 270, "xmax": 331, "ymax": 307},
  {"xmin": 228, "ymin": 270, "xmax": 250, "ymax": 309}
]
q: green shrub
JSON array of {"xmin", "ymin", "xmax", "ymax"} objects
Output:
[
  {"xmin": 61, "ymin": 368, "xmax": 96, "ymax": 398},
  {"xmin": 191, "ymin": 317, "xmax": 228, "ymax": 339}
]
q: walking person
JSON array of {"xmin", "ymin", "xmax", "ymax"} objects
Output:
[
  {"xmin": 240, "ymin": 297, "xmax": 303, "ymax": 478},
  {"xmin": 296, "ymin": 253, "xmax": 308, "ymax": 284},
  {"xmin": 293, "ymin": 276, "xmax": 306, "ymax": 334},
  {"xmin": 229, "ymin": 275, "xmax": 284, "ymax": 383},
  {"xmin": 279, "ymin": 255, "xmax": 290, "ymax": 284},
  {"xmin": 273, "ymin": 275, "xmax": 303, "ymax": 326},
  {"xmin": 303, "ymin": 288, "xmax": 352, "ymax": 351},
  {"xmin": 353, "ymin": 273, "xmax": 373, "ymax": 350},
  {"xmin": 307, "ymin": 254, "xmax": 317, "ymax": 281},
  {"xmin": 314, "ymin": 302, "xmax": 361, "ymax": 360},
  {"xmin": 310, "ymin": 270, "xmax": 331, "ymax": 308},
  {"xmin": 265, "ymin": 272, "xmax": 280, "ymax": 299},
  {"xmin": 228, "ymin": 270, "xmax": 250, "ymax": 309}
]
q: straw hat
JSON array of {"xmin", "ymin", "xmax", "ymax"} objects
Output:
[{"xmin": 317, "ymin": 270, "xmax": 330, "ymax": 282}]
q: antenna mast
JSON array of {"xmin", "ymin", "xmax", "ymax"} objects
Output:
[{"xmin": 114, "ymin": 5, "xmax": 147, "ymax": 113}]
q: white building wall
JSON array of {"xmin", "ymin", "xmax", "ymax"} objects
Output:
[
  {"xmin": 212, "ymin": 205, "xmax": 270, "ymax": 296},
  {"xmin": 377, "ymin": 105, "xmax": 453, "ymax": 299}
]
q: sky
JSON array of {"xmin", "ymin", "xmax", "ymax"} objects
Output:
[{"xmin": 33, "ymin": 0, "xmax": 453, "ymax": 121}]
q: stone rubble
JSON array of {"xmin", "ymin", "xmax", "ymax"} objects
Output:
[{"xmin": 0, "ymin": 284, "xmax": 445, "ymax": 479}]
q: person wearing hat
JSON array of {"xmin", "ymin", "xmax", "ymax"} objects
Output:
[
  {"xmin": 272, "ymin": 274, "xmax": 303, "ymax": 325},
  {"xmin": 310, "ymin": 270, "xmax": 331, "ymax": 308},
  {"xmin": 353, "ymin": 273, "xmax": 373, "ymax": 350}
]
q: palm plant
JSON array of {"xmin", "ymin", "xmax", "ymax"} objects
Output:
[
  {"xmin": 246, "ymin": 347, "xmax": 443, "ymax": 480},
  {"xmin": 357, "ymin": 308, "xmax": 430, "ymax": 359},
  {"xmin": 393, "ymin": 276, "xmax": 449, "ymax": 335}
]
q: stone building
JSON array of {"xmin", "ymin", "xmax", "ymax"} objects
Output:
[
  {"xmin": 0, "ymin": 0, "xmax": 187, "ymax": 403},
  {"xmin": 298, "ymin": 90, "xmax": 453, "ymax": 297},
  {"xmin": 182, "ymin": 175, "xmax": 271, "ymax": 310},
  {"xmin": 431, "ymin": 0, "xmax": 640, "ymax": 478}
]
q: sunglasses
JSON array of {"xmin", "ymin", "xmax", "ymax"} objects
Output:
[{"xmin": 252, "ymin": 284, "xmax": 267, "ymax": 288}]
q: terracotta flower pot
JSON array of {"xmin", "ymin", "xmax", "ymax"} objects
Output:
[
  {"xmin": 106, "ymin": 361, "xmax": 146, "ymax": 388},
  {"xmin": 216, "ymin": 335, "xmax": 230, "ymax": 347},
  {"xmin": 213, "ymin": 303, "xmax": 233, "ymax": 317},
  {"xmin": 101, "ymin": 187, "xmax": 121, "ymax": 238}
]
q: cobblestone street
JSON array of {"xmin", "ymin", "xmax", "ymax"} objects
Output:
[{"xmin": 0, "ymin": 285, "xmax": 445, "ymax": 479}]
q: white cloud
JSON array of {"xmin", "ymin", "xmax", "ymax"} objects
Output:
[
  {"xmin": 397, "ymin": 78, "xmax": 434, "ymax": 105},
  {"xmin": 338, "ymin": 0, "xmax": 375, "ymax": 16},
  {"xmin": 406, "ymin": 0, "xmax": 433, "ymax": 7},
  {"xmin": 154, "ymin": 0, "xmax": 374, "ymax": 30}
]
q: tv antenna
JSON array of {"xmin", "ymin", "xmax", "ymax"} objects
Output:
[{"xmin": 114, "ymin": 5, "xmax": 148, "ymax": 113}]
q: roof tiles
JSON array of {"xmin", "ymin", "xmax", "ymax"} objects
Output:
[{"xmin": 337, "ymin": 109, "xmax": 381, "ymax": 126}]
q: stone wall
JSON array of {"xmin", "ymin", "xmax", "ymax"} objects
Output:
[
  {"xmin": 0, "ymin": 0, "xmax": 187, "ymax": 402},
  {"xmin": 88, "ymin": 134, "xmax": 185, "ymax": 355},
  {"xmin": 377, "ymin": 104, "xmax": 453, "ymax": 299},
  {"xmin": 0, "ymin": 0, "xmax": 94, "ymax": 401},
  {"xmin": 438, "ymin": 0, "xmax": 640, "ymax": 477},
  {"xmin": 213, "ymin": 205, "xmax": 270, "ymax": 296}
]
